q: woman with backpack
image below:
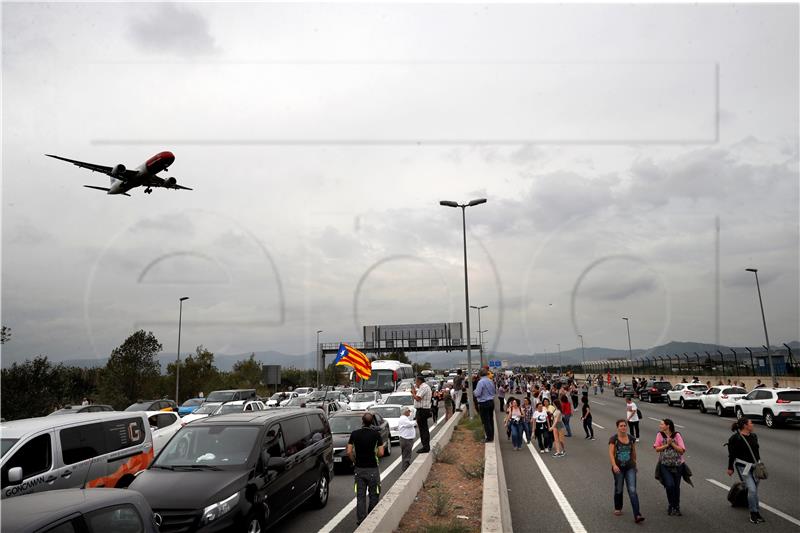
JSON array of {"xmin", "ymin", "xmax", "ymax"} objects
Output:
[
  {"xmin": 727, "ymin": 417, "xmax": 765, "ymax": 524},
  {"xmin": 609, "ymin": 419, "xmax": 645, "ymax": 524},
  {"xmin": 653, "ymin": 419, "xmax": 686, "ymax": 516}
]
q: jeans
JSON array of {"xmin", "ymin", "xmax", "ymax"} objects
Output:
[
  {"xmin": 479, "ymin": 400, "xmax": 495, "ymax": 441},
  {"xmin": 563, "ymin": 414, "xmax": 572, "ymax": 437},
  {"xmin": 736, "ymin": 463, "xmax": 761, "ymax": 513},
  {"xmin": 535, "ymin": 423, "xmax": 548, "ymax": 450},
  {"xmin": 354, "ymin": 467, "xmax": 381, "ymax": 524},
  {"xmin": 521, "ymin": 420, "xmax": 532, "ymax": 443},
  {"xmin": 510, "ymin": 420, "xmax": 523, "ymax": 448},
  {"xmin": 613, "ymin": 465, "xmax": 641, "ymax": 517},
  {"xmin": 628, "ymin": 421, "xmax": 640, "ymax": 439},
  {"xmin": 571, "ymin": 395, "xmax": 579, "ymax": 409},
  {"xmin": 415, "ymin": 409, "xmax": 431, "ymax": 451},
  {"xmin": 659, "ymin": 463, "xmax": 684, "ymax": 510},
  {"xmin": 583, "ymin": 416, "xmax": 594, "ymax": 438},
  {"xmin": 498, "ymin": 397, "xmax": 505, "ymax": 411},
  {"xmin": 400, "ymin": 437, "xmax": 413, "ymax": 471}
]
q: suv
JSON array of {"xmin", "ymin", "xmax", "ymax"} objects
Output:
[
  {"xmin": 638, "ymin": 381, "xmax": 672, "ymax": 403},
  {"xmin": 666, "ymin": 384, "xmax": 708, "ymax": 408},
  {"xmin": 329, "ymin": 411, "xmax": 391, "ymax": 472},
  {"xmin": 734, "ymin": 388, "xmax": 800, "ymax": 428},
  {"xmin": 349, "ymin": 391, "xmax": 382, "ymax": 410},
  {"xmin": 699, "ymin": 386, "xmax": 747, "ymax": 416},
  {"xmin": 614, "ymin": 382, "xmax": 634, "ymax": 398},
  {"xmin": 125, "ymin": 399, "xmax": 178, "ymax": 413},
  {"xmin": 204, "ymin": 389, "xmax": 257, "ymax": 403},
  {"xmin": 130, "ymin": 409, "xmax": 333, "ymax": 532},
  {"xmin": 2, "ymin": 488, "xmax": 159, "ymax": 533}
]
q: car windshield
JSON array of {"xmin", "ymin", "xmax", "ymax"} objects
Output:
[
  {"xmin": 326, "ymin": 392, "xmax": 341, "ymax": 400},
  {"xmin": 725, "ymin": 388, "xmax": 747, "ymax": 395},
  {"xmin": 48, "ymin": 407, "xmax": 78, "ymax": 415},
  {"xmin": 386, "ymin": 395, "xmax": 413, "ymax": 405},
  {"xmin": 295, "ymin": 388, "xmax": 311, "ymax": 395},
  {"xmin": 192, "ymin": 403, "xmax": 221, "ymax": 415},
  {"xmin": 125, "ymin": 402, "xmax": 154, "ymax": 411},
  {"xmin": 1, "ymin": 439, "xmax": 19, "ymax": 458},
  {"xmin": 329, "ymin": 416, "xmax": 362, "ymax": 434},
  {"xmin": 206, "ymin": 392, "xmax": 236, "ymax": 403},
  {"xmin": 215, "ymin": 404, "xmax": 244, "ymax": 415},
  {"xmin": 269, "ymin": 393, "xmax": 284, "ymax": 400},
  {"xmin": 372, "ymin": 406, "xmax": 401, "ymax": 418},
  {"xmin": 688, "ymin": 385, "xmax": 707, "ymax": 391},
  {"xmin": 306, "ymin": 391, "xmax": 326, "ymax": 401},
  {"xmin": 181, "ymin": 399, "xmax": 203, "ymax": 407},
  {"xmin": 352, "ymin": 393, "xmax": 375, "ymax": 402},
  {"xmin": 154, "ymin": 425, "xmax": 259, "ymax": 468}
]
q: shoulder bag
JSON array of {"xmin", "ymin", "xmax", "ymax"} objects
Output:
[{"xmin": 740, "ymin": 432, "xmax": 767, "ymax": 480}]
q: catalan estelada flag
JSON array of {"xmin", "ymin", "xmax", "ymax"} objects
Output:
[{"xmin": 334, "ymin": 343, "xmax": 372, "ymax": 380}]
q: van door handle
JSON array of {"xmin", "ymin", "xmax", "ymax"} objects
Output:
[
  {"xmin": 45, "ymin": 475, "xmax": 57, "ymax": 483},
  {"xmin": 61, "ymin": 470, "xmax": 72, "ymax": 478}
]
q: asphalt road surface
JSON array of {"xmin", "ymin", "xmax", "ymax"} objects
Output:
[
  {"xmin": 501, "ymin": 392, "xmax": 800, "ymax": 532},
  {"xmin": 277, "ymin": 410, "xmax": 449, "ymax": 533}
]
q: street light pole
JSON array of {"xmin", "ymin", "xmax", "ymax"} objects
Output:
[
  {"xmin": 316, "ymin": 330, "xmax": 324, "ymax": 387},
  {"xmin": 441, "ymin": 198, "xmax": 487, "ymax": 419},
  {"xmin": 622, "ymin": 317, "xmax": 633, "ymax": 378},
  {"xmin": 175, "ymin": 297, "xmax": 189, "ymax": 404},
  {"xmin": 470, "ymin": 305, "xmax": 488, "ymax": 367},
  {"xmin": 557, "ymin": 343, "xmax": 561, "ymax": 373},
  {"xmin": 746, "ymin": 268, "xmax": 776, "ymax": 385}
]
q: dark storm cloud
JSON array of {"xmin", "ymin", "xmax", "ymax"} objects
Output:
[{"xmin": 128, "ymin": 3, "xmax": 219, "ymax": 57}]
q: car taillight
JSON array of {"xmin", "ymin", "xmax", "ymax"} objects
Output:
[
  {"xmin": 686, "ymin": 391, "xmax": 694, "ymax": 396},
  {"xmin": 776, "ymin": 398, "xmax": 791, "ymax": 404},
  {"xmin": 721, "ymin": 394, "xmax": 728, "ymax": 399},
  {"xmin": 650, "ymin": 388, "xmax": 657, "ymax": 392}
]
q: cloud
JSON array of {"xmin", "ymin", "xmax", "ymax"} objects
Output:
[{"xmin": 127, "ymin": 3, "xmax": 219, "ymax": 57}]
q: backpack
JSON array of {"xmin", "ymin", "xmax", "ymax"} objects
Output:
[{"xmin": 658, "ymin": 431, "xmax": 682, "ymax": 467}]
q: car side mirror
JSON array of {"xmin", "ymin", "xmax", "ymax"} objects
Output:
[
  {"xmin": 8, "ymin": 467, "xmax": 23, "ymax": 484},
  {"xmin": 267, "ymin": 456, "xmax": 287, "ymax": 471}
]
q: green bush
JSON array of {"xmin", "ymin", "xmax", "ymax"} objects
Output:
[{"xmin": 430, "ymin": 488, "xmax": 452, "ymax": 517}]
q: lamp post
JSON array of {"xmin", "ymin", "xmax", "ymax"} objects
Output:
[
  {"xmin": 441, "ymin": 197, "xmax": 487, "ymax": 419},
  {"xmin": 316, "ymin": 330, "xmax": 324, "ymax": 387},
  {"xmin": 745, "ymin": 268, "xmax": 776, "ymax": 385},
  {"xmin": 622, "ymin": 317, "xmax": 634, "ymax": 378},
  {"xmin": 557, "ymin": 343, "xmax": 561, "ymax": 373},
  {"xmin": 470, "ymin": 305, "xmax": 488, "ymax": 367},
  {"xmin": 175, "ymin": 296, "xmax": 189, "ymax": 404}
]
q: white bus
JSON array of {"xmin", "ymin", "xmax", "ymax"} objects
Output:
[{"xmin": 356, "ymin": 360, "xmax": 414, "ymax": 393}]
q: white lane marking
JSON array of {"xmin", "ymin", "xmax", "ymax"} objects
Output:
[
  {"xmin": 526, "ymin": 442, "xmax": 588, "ymax": 533},
  {"xmin": 318, "ymin": 413, "xmax": 444, "ymax": 533},
  {"xmin": 647, "ymin": 416, "xmax": 684, "ymax": 428},
  {"xmin": 591, "ymin": 400, "xmax": 608, "ymax": 405},
  {"xmin": 592, "ymin": 422, "xmax": 606, "ymax": 429},
  {"xmin": 705, "ymin": 478, "xmax": 800, "ymax": 527}
]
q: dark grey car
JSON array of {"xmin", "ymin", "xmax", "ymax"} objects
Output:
[
  {"xmin": 1, "ymin": 488, "xmax": 159, "ymax": 533},
  {"xmin": 329, "ymin": 410, "xmax": 392, "ymax": 472}
]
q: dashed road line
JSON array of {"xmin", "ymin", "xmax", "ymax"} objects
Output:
[
  {"xmin": 705, "ymin": 478, "xmax": 800, "ymax": 527},
  {"xmin": 592, "ymin": 422, "xmax": 606, "ymax": 429},
  {"xmin": 591, "ymin": 400, "xmax": 608, "ymax": 405},
  {"xmin": 318, "ymin": 413, "xmax": 445, "ymax": 533},
  {"xmin": 526, "ymin": 442, "xmax": 587, "ymax": 532}
]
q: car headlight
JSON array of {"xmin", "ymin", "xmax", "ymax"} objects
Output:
[{"xmin": 201, "ymin": 491, "xmax": 240, "ymax": 525}]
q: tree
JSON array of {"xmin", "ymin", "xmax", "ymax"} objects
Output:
[
  {"xmin": 375, "ymin": 351, "xmax": 411, "ymax": 364},
  {"xmin": 166, "ymin": 345, "xmax": 223, "ymax": 402},
  {"xmin": 1, "ymin": 325, "xmax": 11, "ymax": 344},
  {"xmin": 99, "ymin": 330, "xmax": 162, "ymax": 409},
  {"xmin": 229, "ymin": 353, "xmax": 263, "ymax": 389}
]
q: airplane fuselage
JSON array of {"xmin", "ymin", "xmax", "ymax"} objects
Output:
[{"xmin": 108, "ymin": 151, "xmax": 175, "ymax": 194}]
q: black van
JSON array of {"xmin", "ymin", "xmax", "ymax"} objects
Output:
[{"xmin": 129, "ymin": 409, "xmax": 333, "ymax": 532}]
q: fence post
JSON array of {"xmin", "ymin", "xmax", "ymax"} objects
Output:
[{"xmin": 746, "ymin": 347, "xmax": 755, "ymax": 375}]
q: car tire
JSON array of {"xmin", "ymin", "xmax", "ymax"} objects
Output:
[
  {"xmin": 310, "ymin": 469, "xmax": 330, "ymax": 508},
  {"xmin": 680, "ymin": 398, "xmax": 686, "ymax": 409},
  {"xmin": 716, "ymin": 404, "xmax": 725, "ymax": 417},
  {"xmin": 764, "ymin": 410, "xmax": 776, "ymax": 429},
  {"xmin": 384, "ymin": 437, "xmax": 392, "ymax": 456},
  {"xmin": 735, "ymin": 407, "xmax": 744, "ymax": 420},
  {"xmin": 699, "ymin": 402, "xmax": 707, "ymax": 414},
  {"xmin": 245, "ymin": 512, "xmax": 266, "ymax": 533},
  {"xmin": 667, "ymin": 397, "xmax": 673, "ymax": 407}
]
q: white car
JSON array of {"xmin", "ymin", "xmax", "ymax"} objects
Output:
[
  {"xmin": 294, "ymin": 387, "xmax": 316, "ymax": 397},
  {"xmin": 666, "ymin": 383, "xmax": 708, "ymax": 408},
  {"xmin": 212, "ymin": 400, "xmax": 265, "ymax": 415},
  {"xmin": 146, "ymin": 411, "xmax": 182, "ymax": 454},
  {"xmin": 734, "ymin": 387, "xmax": 800, "ymax": 428},
  {"xmin": 699, "ymin": 385, "xmax": 748, "ymax": 416},
  {"xmin": 350, "ymin": 391, "xmax": 382, "ymax": 410},
  {"xmin": 370, "ymin": 404, "xmax": 411, "ymax": 442},
  {"xmin": 279, "ymin": 392, "xmax": 301, "ymax": 406},
  {"xmin": 180, "ymin": 402, "xmax": 222, "ymax": 425},
  {"xmin": 381, "ymin": 393, "xmax": 416, "ymax": 417},
  {"xmin": 396, "ymin": 379, "xmax": 416, "ymax": 393}
]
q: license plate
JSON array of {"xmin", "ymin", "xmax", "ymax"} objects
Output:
[{"xmin": 334, "ymin": 457, "xmax": 342, "ymax": 462}]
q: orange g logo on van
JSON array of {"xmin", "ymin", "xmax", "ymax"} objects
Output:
[{"xmin": 128, "ymin": 422, "xmax": 142, "ymax": 442}]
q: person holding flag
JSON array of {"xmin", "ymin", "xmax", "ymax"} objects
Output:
[{"xmin": 334, "ymin": 343, "xmax": 372, "ymax": 382}]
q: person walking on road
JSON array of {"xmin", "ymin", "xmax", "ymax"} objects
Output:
[
  {"xmin": 474, "ymin": 369, "xmax": 497, "ymax": 443},
  {"xmin": 453, "ymin": 370, "xmax": 464, "ymax": 411},
  {"xmin": 506, "ymin": 398, "xmax": 524, "ymax": 450},
  {"xmin": 521, "ymin": 397, "xmax": 533, "ymax": 445},
  {"xmin": 347, "ymin": 412, "xmax": 385, "ymax": 525},
  {"xmin": 443, "ymin": 387, "xmax": 455, "ymax": 421},
  {"xmin": 625, "ymin": 396, "xmax": 640, "ymax": 441},
  {"xmin": 411, "ymin": 376, "xmax": 432, "ymax": 453},
  {"xmin": 581, "ymin": 396, "xmax": 595, "ymax": 440},
  {"xmin": 560, "ymin": 392, "xmax": 573, "ymax": 437},
  {"xmin": 609, "ymin": 419, "xmax": 645, "ymax": 524},
  {"xmin": 497, "ymin": 383, "xmax": 506, "ymax": 412},
  {"xmin": 727, "ymin": 417, "xmax": 765, "ymax": 524},
  {"xmin": 550, "ymin": 399, "xmax": 566, "ymax": 457},
  {"xmin": 653, "ymin": 419, "xmax": 686, "ymax": 516},
  {"xmin": 397, "ymin": 406, "xmax": 417, "ymax": 472},
  {"xmin": 533, "ymin": 401, "xmax": 550, "ymax": 452}
]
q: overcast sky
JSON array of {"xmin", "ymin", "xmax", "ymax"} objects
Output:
[{"xmin": 2, "ymin": 3, "xmax": 798, "ymax": 364}]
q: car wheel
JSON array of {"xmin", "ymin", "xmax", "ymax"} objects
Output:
[
  {"xmin": 716, "ymin": 404, "xmax": 725, "ymax": 417},
  {"xmin": 246, "ymin": 513, "xmax": 265, "ymax": 533},
  {"xmin": 735, "ymin": 407, "xmax": 744, "ymax": 420},
  {"xmin": 310, "ymin": 470, "xmax": 329, "ymax": 508},
  {"xmin": 667, "ymin": 397, "xmax": 673, "ymax": 407},
  {"xmin": 384, "ymin": 437, "xmax": 392, "ymax": 457},
  {"xmin": 699, "ymin": 402, "xmax": 706, "ymax": 414},
  {"xmin": 680, "ymin": 398, "xmax": 686, "ymax": 409},
  {"xmin": 764, "ymin": 410, "xmax": 776, "ymax": 429}
]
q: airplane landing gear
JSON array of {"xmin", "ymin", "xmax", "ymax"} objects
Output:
[{"xmin": 144, "ymin": 187, "xmax": 153, "ymax": 194}]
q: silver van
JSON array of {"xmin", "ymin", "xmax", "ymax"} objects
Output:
[{"xmin": 1, "ymin": 412, "xmax": 154, "ymax": 499}]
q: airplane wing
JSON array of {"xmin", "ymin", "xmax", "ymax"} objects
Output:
[
  {"xmin": 148, "ymin": 176, "xmax": 193, "ymax": 191},
  {"xmin": 45, "ymin": 154, "xmax": 138, "ymax": 181}
]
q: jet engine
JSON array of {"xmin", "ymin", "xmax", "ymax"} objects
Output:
[
  {"xmin": 111, "ymin": 164, "xmax": 126, "ymax": 177},
  {"xmin": 164, "ymin": 177, "xmax": 177, "ymax": 187}
]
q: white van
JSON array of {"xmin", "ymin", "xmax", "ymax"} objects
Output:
[{"xmin": 1, "ymin": 412, "xmax": 153, "ymax": 499}]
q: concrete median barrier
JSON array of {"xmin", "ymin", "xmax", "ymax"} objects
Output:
[{"xmin": 481, "ymin": 413, "xmax": 513, "ymax": 533}]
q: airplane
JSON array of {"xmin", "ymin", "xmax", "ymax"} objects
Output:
[{"xmin": 45, "ymin": 151, "xmax": 192, "ymax": 196}]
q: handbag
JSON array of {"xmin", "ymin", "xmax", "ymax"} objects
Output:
[
  {"xmin": 658, "ymin": 432, "xmax": 683, "ymax": 467},
  {"xmin": 739, "ymin": 432, "xmax": 767, "ymax": 480}
]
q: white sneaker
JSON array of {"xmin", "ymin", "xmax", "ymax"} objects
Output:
[{"xmin": 539, "ymin": 449, "xmax": 545, "ymax": 453}]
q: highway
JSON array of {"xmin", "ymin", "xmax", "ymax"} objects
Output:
[
  {"xmin": 501, "ymin": 393, "xmax": 800, "ymax": 532},
  {"xmin": 277, "ymin": 410, "xmax": 448, "ymax": 533}
]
